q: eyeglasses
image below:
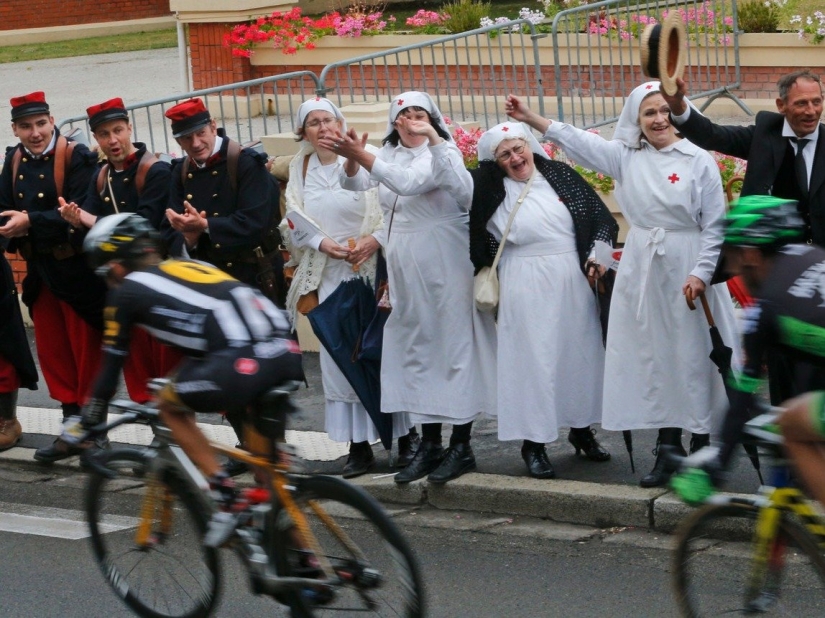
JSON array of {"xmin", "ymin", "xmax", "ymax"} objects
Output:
[
  {"xmin": 304, "ymin": 117, "xmax": 338, "ymax": 129},
  {"xmin": 495, "ymin": 142, "xmax": 526, "ymax": 162}
]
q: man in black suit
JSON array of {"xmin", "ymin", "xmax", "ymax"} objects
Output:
[
  {"xmin": 663, "ymin": 70, "xmax": 823, "ymax": 243},
  {"xmin": 663, "ymin": 70, "xmax": 824, "ymax": 403}
]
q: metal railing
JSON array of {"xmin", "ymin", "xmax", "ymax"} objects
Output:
[
  {"xmin": 551, "ymin": 0, "xmax": 747, "ymax": 127},
  {"xmin": 57, "ymin": 71, "xmax": 320, "ymax": 155},
  {"xmin": 56, "ymin": 2, "xmax": 748, "ymax": 151},
  {"xmin": 317, "ymin": 19, "xmax": 546, "ymax": 128}
]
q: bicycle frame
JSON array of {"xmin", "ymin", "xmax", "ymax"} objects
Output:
[{"xmin": 96, "ymin": 399, "xmax": 357, "ymax": 597}]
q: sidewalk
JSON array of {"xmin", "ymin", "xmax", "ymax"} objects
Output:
[{"xmin": 5, "ymin": 339, "xmax": 763, "ymax": 534}]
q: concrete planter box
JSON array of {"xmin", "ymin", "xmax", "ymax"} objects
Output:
[{"xmin": 249, "ymin": 32, "xmax": 822, "ymax": 69}]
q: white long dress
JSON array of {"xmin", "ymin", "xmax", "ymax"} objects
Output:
[
  {"xmin": 489, "ymin": 174, "xmax": 605, "ymax": 442},
  {"xmin": 297, "ymin": 154, "xmax": 409, "ymax": 442},
  {"xmin": 545, "ymin": 122, "xmax": 740, "ymax": 434},
  {"xmin": 341, "ymin": 141, "xmax": 497, "ymax": 424}
]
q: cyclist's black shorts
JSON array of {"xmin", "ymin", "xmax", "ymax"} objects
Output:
[{"xmin": 160, "ymin": 341, "xmax": 303, "ymax": 414}]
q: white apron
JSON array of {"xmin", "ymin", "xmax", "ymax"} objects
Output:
[{"xmin": 491, "ymin": 175, "xmax": 604, "ymax": 442}]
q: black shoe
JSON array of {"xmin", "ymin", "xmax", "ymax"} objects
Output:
[
  {"xmin": 640, "ymin": 429, "xmax": 686, "ymax": 488},
  {"xmin": 521, "ymin": 444, "xmax": 556, "ymax": 479},
  {"xmin": 396, "ymin": 431, "xmax": 422, "ymax": 469},
  {"xmin": 689, "ymin": 433, "xmax": 710, "ymax": 455},
  {"xmin": 568, "ymin": 427, "xmax": 611, "ymax": 462},
  {"xmin": 224, "ymin": 443, "xmax": 249, "ymax": 477},
  {"xmin": 342, "ymin": 442, "xmax": 375, "ymax": 479},
  {"xmin": 427, "ymin": 442, "xmax": 476, "ymax": 484},
  {"xmin": 34, "ymin": 437, "xmax": 84, "ymax": 463},
  {"xmin": 394, "ymin": 440, "xmax": 444, "ymax": 484}
]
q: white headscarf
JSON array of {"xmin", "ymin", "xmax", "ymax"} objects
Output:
[
  {"xmin": 613, "ymin": 80, "xmax": 702, "ymax": 149},
  {"xmin": 613, "ymin": 81, "xmax": 664, "ymax": 149},
  {"xmin": 295, "ymin": 97, "xmax": 347, "ymax": 132},
  {"xmin": 385, "ymin": 91, "xmax": 452, "ymax": 141},
  {"xmin": 476, "ymin": 121, "xmax": 548, "ymax": 162}
]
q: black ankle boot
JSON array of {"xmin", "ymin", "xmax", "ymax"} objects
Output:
[
  {"xmin": 689, "ymin": 433, "xmax": 710, "ymax": 454},
  {"xmin": 396, "ymin": 429, "xmax": 421, "ymax": 469},
  {"xmin": 568, "ymin": 427, "xmax": 611, "ymax": 462},
  {"xmin": 395, "ymin": 440, "xmax": 444, "ymax": 484},
  {"xmin": 342, "ymin": 441, "xmax": 375, "ymax": 479},
  {"xmin": 521, "ymin": 441, "xmax": 555, "ymax": 479},
  {"xmin": 640, "ymin": 428, "xmax": 686, "ymax": 488}
]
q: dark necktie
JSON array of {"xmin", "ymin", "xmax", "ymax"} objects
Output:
[{"xmin": 791, "ymin": 137, "xmax": 810, "ymax": 198}]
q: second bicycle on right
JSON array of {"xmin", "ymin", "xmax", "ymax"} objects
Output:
[
  {"xmin": 670, "ymin": 194, "xmax": 825, "ymax": 616},
  {"xmin": 672, "ymin": 410, "xmax": 825, "ymax": 617}
]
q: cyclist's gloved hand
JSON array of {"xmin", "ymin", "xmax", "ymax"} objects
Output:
[
  {"xmin": 81, "ymin": 398, "xmax": 108, "ymax": 428},
  {"xmin": 671, "ymin": 446, "xmax": 726, "ymax": 506},
  {"xmin": 60, "ymin": 415, "xmax": 87, "ymax": 446}
]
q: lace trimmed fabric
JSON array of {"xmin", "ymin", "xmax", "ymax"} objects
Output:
[{"xmin": 280, "ymin": 140, "xmax": 384, "ymax": 325}]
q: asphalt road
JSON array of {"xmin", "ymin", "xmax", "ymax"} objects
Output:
[{"xmin": 0, "ymin": 462, "xmax": 681, "ymax": 618}]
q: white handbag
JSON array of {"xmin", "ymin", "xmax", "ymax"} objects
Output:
[{"xmin": 474, "ymin": 171, "xmax": 536, "ymax": 312}]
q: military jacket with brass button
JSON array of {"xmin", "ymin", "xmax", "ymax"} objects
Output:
[
  {"xmin": 0, "ymin": 134, "xmax": 105, "ymax": 327},
  {"xmin": 0, "ymin": 137, "xmax": 97, "ymax": 249},
  {"xmin": 83, "ymin": 142, "xmax": 171, "ymax": 229},
  {"xmin": 163, "ymin": 130, "xmax": 278, "ymax": 287}
]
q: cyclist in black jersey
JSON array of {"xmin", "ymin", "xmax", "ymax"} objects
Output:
[
  {"xmin": 60, "ymin": 213, "xmax": 303, "ymax": 501},
  {"xmin": 687, "ymin": 195, "xmax": 825, "ymax": 509}
]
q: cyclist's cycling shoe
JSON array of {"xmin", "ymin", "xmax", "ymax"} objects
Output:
[
  {"xmin": 34, "ymin": 437, "xmax": 85, "ymax": 463},
  {"xmin": 204, "ymin": 511, "xmax": 242, "ymax": 548},
  {"xmin": 204, "ymin": 471, "xmax": 240, "ymax": 548}
]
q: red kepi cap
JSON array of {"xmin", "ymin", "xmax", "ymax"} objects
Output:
[
  {"xmin": 87, "ymin": 97, "xmax": 129, "ymax": 131},
  {"xmin": 165, "ymin": 98, "xmax": 212, "ymax": 138},
  {"xmin": 10, "ymin": 91, "xmax": 50, "ymax": 121}
]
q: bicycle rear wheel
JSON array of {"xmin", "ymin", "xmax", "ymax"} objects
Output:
[
  {"xmin": 268, "ymin": 474, "xmax": 424, "ymax": 617},
  {"xmin": 673, "ymin": 501, "xmax": 825, "ymax": 617},
  {"xmin": 85, "ymin": 448, "xmax": 220, "ymax": 618}
]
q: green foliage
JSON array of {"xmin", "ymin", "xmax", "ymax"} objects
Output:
[
  {"xmin": 738, "ymin": 0, "xmax": 782, "ymax": 33},
  {"xmin": 441, "ymin": 0, "xmax": 492, "ymax": 34},
  {"xmin": 0, "ymin": 29, "xmax": 177, "ymax": 65}
]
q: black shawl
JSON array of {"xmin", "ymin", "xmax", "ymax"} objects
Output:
[{"xmin": 469, "ymin": 157, "xmax": 618, "ymax": 273}]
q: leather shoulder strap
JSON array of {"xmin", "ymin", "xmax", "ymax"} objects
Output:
[
  {"xmin": 134, "ymin": 150, "xmax": 160, "ymax": 196},
  {"xmin": 11, "ymin": 148, "xmax": 22, "ymax": 191},
  {"xmin": 52, "ymin": 136, "xmax": 76, "ymax": 199},
  {"xmin": 226, "ymin": 139, "xmax": 241, "ymax": 194},
  {"xmin": 96, "ymin": 163, "xmax": 109, "ymax": 196}
]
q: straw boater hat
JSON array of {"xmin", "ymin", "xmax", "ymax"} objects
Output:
[{"xmin": 640, "ymin": 12, "xmax": 686, "ymax": 96}]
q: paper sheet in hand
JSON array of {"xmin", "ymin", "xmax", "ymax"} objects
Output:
[
  {"xmin": 286, "ymin": 210, "xmax": 329, "ymax": 245},
  {"xmin": 595, "ymin": 240, "xmax": 622, "ymax": 271}
]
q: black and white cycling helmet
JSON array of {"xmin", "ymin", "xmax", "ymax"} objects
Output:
[{"xmin": 83, "ymin": 213, "xmax": 160, "ymax": 273}]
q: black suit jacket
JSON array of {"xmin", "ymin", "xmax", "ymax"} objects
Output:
[{"xmin": 676, "ymin": 110, "xmax": 825, "ymax": 244}]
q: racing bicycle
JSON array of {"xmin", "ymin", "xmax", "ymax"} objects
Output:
[
  {"xmin": 671, "ymin": 409, "xmax": 825, "ymax": 616},
  {"xmin": 79, "ymin": 380, "xmax": 425, "ymax": 618}
]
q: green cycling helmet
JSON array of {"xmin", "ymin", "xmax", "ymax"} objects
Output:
[{"xmin": 723, "ymin": 195, "xmax": 804, "ymax": 248}]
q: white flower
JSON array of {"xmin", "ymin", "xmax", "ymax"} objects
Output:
[{"xmin": 789, "ymin": 14, "xmax": 801, "ymax": 24}]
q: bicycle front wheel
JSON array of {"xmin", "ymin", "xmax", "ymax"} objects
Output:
[
  {"xmin": 268, "ymin": 474, "xmax": 424, "ymax": 617},
  {"xmin": 85, "ymin": 448, "xmax": 220, "ymax": 618},
  {"xmin": 673, "ymin": 501, "xmax": 825, "ymax": 617}
]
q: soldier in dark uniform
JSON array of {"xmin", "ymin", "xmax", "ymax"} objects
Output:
[
  {"xmin": 0, "ymin": 91, "xmax": 105, "ymax": 462},
  {"xmin": 162, "ymin": 97, "xmax": 288, "ymax": 473},
  {"xmin": 0, "ymin": 253, "xmax": 38, "ymax": 450},
  {"xmin": 58, "ymin": 97, "xmax": 183, "ymax": 404}
]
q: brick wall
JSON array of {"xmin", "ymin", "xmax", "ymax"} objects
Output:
[
  {"xmin": 189, "ymin": 23, "xmax": 253, "ymax": 89},
  {"xmin": 0, "ymin": 0, "xmax": 170, "ymax": 30}
]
